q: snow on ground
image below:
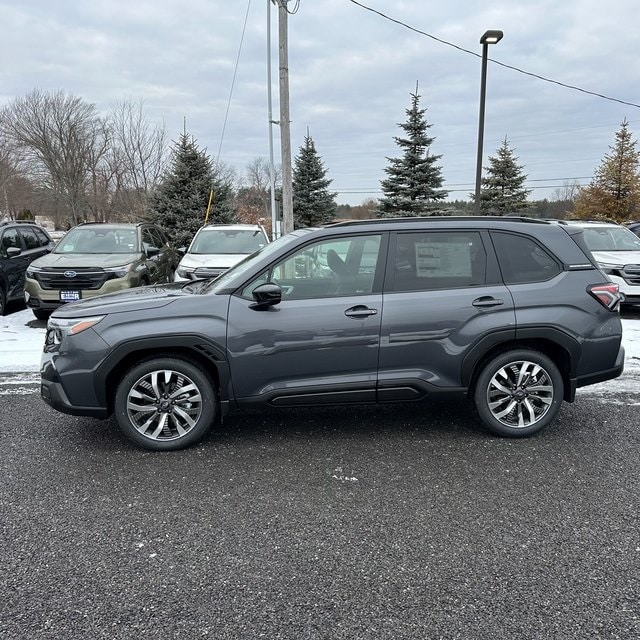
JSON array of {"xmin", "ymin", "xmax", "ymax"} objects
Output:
[{"xmin": 1, "ymin": 307, "xmax": 639, "ymax": 394}]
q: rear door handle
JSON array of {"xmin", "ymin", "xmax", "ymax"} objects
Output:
[
  {"xmin": 345, "ymin": 305, "xmax": 378, "ymax": 318},
  {"xmin": 472, "ymin": 296, "xmax": 504, "ymax": 308}
]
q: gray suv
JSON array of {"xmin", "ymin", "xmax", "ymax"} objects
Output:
[{"xmin": 41, "ymin": 217, "xmax": 624, "ymax": 450}]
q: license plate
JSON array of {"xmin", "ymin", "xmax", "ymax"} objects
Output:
[{"xmin": 60, "ymin": 290, "xmax": 81, "ymax": 302}]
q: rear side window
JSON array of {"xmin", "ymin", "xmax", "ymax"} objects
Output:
[
  {"xmin": 389, "ymin": 231, "xmax": 487, "ymax": 292},
  {"xmin": 491, "ymin": 232, "xmax": 561, "ymax": 284}
]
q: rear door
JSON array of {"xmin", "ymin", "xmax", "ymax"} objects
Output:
[{"xmin": 378, "ymin": 229, "xmax": 516, "ymax": 399}]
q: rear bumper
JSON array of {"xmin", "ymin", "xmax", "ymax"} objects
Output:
[{"xmin": 570, "ymin": 344, "xmax": 625, "ymax": 399}]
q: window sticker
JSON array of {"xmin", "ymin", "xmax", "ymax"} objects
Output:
[{"xmin": 415, "ymin": 242, "xmax": 472, "ymax": 278}]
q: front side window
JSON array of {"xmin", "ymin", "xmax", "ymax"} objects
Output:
[
  {"xmin": 33, "ymin": 227, "xmax": 51, "ymax": 246},
  {"xmin": 390, "ymin": 231, "xmax": 487, "ymax": 292},
  {"xmin": 142, "ymin": 228, "xmax": 163, "ymax": 251},
  {"xmin": 19, "ymin": 227, "xmax": 40, "ymax": 250},
  {"xmin": 241, "ymin": 234, "xmax": 382, "ymax": 300}
]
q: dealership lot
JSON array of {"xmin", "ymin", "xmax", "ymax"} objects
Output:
[{"xmin": 0, "ymin": 304, "xmax": 639, "ymax": 638}]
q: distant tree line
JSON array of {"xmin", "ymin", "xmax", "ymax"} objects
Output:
[{"xmin": 2, "ymin": 87, "xmax": 639, "ymax": 245}]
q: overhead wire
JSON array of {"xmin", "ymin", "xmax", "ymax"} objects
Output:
[
  {"xmin": 217, "ymin": 0, "xmax": 252, "ymax": 164},
  {"xmin": 347, "ymin": 0, "xmax": 640, "ymax": 110}
]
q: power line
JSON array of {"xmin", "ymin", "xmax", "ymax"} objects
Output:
[
  {"xmin": 217, "ymin": 0, "xmax": 252, "ymax": 163},
  {"xmin": 347, "ymin": 0, "xmax": 640, "ymax": 110}
]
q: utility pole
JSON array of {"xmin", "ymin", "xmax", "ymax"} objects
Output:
[
  {"xmin": 267, "ymin": 0, "xmax": 278, "ymax": 239},
  {"xmin": 276, "ymin": 0, "xmax": 293, "ymax": 234}
]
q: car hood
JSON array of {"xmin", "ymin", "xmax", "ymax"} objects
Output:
[
  {"xmin": 590, "ymin": 250, "xmax": 640, "ymax": 266},
  {"xmin": 51, "ymin": 282, "xmax": 191, "ymax": 318},
  {"xmin": 179, "ymin": 253, "xmax": 247, "ymax": 269},
  {"xmin": 33, "ymin": 252, "xmax": 142, "ymax": 268}
]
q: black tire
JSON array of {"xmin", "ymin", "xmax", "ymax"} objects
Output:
[
  {"xmin": 114, "ymin": 357, "xmax": 217, "ymax": 451},
  {"xmin": 32, "ymin": 309, "xmax": 51, "ymax": 321},
  {"xmin": 474, "ymin": 349, "xmax": 563, "ymax": 438},
  {"xmin": 0, "ymin": 287, "xmax": 5, "ymax": 316}
]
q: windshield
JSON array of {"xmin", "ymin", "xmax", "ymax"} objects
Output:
[
  {"xmin": 201, "ymin": 229, "xmax": 315, "ymax": 293},
  {"xmin": 54, "ymin": 227, "xmax": 139, "ymax": 254},
  {"xmin": 190, "ymin": 229, "xmax": 266, "ymax": 255},
  {"xmin": 582, "ymin": 226, "xmax": 640, "ymax": 252}
]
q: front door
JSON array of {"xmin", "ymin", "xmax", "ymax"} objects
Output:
[{"xmin": 226, "ymin": 233, "xmax": 386, "ymax": 406}]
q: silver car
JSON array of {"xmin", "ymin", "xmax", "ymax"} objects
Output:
[{"xmin": 175, "ymin": 224, "xmax": 269, "ymax": 282}]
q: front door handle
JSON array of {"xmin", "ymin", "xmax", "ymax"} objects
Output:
[
  {"xmin": 345, "ymin": 305, "xmax": 378, "ymax": 318},
  {"xmin": 472, "ymin": 296, "xmax": 504, "ymax": 308}
]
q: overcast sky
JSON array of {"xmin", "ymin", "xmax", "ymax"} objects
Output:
[{"xmin": 1, "ymin": 0, "xmax": 638, "ymax": 205}]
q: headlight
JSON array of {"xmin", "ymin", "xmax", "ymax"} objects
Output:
[
  {"xmin": 104, "ymin": 264, "xmax": 134, "ymax": 278},
  {"xmin": 598, "ymin": 262, "xmax": 623, "ymax": 275},
  {"xmin": 26, "ymin": 265, "xmax": 42, "ymax": 277},
  {"xmin": 45, "ymin": 316, "xmax": 105, "ymax": 349},
  {"xmin": 177, "ymin": 266, "xmax": 196, "ymax": 278}
]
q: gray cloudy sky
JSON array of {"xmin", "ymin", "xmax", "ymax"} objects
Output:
[{"xmin": 1, "ymin": 0, "xmax": 638, "ymax": 205}]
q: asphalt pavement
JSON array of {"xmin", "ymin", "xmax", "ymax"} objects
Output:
[{"xmin": 1, "ymin": 390, "xmax": 639, "ymax": 639}]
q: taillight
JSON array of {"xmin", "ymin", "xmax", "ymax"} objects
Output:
[{"xmin": 587, "ymin": 283, "xmax": 621, "ymax": 310}]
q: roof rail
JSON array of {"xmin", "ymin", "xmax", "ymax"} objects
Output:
[
  {"xmin": 0, "ymin": 219, "xmax": 37, "ymax": 226},
  {"xmin": 326, "ymin": 215, "xmax": 554, "ymax": 227}
]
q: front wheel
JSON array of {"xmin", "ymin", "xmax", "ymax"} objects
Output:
[
  {"xmin": 32, "ymin": 309, "xmax": 51, "ymax": 321},
  {"xmin": 474, "ymin": 349, "xmax": 563, "ymax": 438},
  {"xmin": 114, "ymin": 358, "xmax": 217, "ymax": 451}
]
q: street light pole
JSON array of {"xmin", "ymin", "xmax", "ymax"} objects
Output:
[{"xmin": 474, "ymin": 30, "xmax": 503, "ymax": 215}]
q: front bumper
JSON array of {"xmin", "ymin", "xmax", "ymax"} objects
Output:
[{"xmin": 40, "ymin": 336, "xmax": 110, "ymax": 419}]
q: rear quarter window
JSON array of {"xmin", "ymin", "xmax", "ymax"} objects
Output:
[{"xmin": 491, "ymin": 231, "xmax": 562, "ymax": 284}]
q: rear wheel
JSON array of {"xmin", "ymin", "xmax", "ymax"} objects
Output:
[
  {"xmin": 114, "ymin": 357, "xmax": 217, "ymax": 451},
  {"xmin": 474, "ymin": 349, "xmax": 563, "ymax": 437}
]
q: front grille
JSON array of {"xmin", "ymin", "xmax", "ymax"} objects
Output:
[
  {"xmin": 194, "ymin": 267, "xmax": 227, "ymax": 279},
  {"xmin": 35, "ymin": 267, "xmax": 110, "ymax": 290},
  {"xmin": 621, "ymin": 264, "xmax": 640, "ymax": 285}
]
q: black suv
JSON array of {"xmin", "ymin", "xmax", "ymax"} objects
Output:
[
  {"xmin": 0, "ymin": 220, "xmax": 54, "ymax": 316},
  {"xmin": 41, "ymin": 217, "xmax": 624, "ymax": 450}
]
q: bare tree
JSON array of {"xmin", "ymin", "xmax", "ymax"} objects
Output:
[
  {"xmin": 106, "ymin": 99, "xmax": 167, "ymax": 219},
  {"xmin": 552, "ymin": 180, "xmax": 580, "ymax": 203},
  {"xmin": 0, "ymin": 89, "xmax": 108, "ymax": 226},
  {"xmin": 237, "ymin": 157, "xmax": 280, "ymax": 222}
]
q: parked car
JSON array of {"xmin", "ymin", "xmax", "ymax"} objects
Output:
[
  {"xmin": 556, "ymin": 220, "xmax": 640, "ymax": 306},
  {"xmin": 24, "ymin": 222, "xmax": 179, "ymax": 320},
  {"xmin": 626, "ymin": 221, "xmax": 640, "ymax": 238},
  {"xmin": 41, "ymin": 216, "xmax": 624, "ymax": 451},
  {"xmin": 0, "ymin": 220, "xmax": 54, "ymax": 316},
  {"xmin": 174, "ymin": 223, "xmax": 269, "ymax": 282}
]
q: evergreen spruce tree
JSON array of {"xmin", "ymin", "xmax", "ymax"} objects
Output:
[
  {"xmin": 146, "ymin": 133, "xmax": 235, "ymax": 247},
  {"xmin": 378, "ymin": 87, "xmax": 447, "ymax": 217},
  {"xmin": 292, "ymin": 133, "xmax": 337, "ymax": 228},
  {"xmin": 476, "ymin": 137, "xmax": 531, "ymax": 215},
  {"xmin": 573, "ymin": 119, "xmax": 640, "ymax": 222}
]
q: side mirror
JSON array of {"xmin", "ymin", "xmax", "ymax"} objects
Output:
[
  {"xmin": 7, "ymin": 247, "xmax": 22, "ymax": 258},
  {"xmin": 146, "ymin": 246, "xmax": 160, "ymax": 257},
  {"xmin": 178, "ymin": 246, "xmax": 187, "ymax": 255},
  {"xmin": 250, "ymin": 282, "xmax": 282, "ymax": 309}
]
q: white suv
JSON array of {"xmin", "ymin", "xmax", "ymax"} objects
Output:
[
  {"xmin": 561, "ymin": 220, "xmax": 640, "ymax": 305},
  {"xmin": 175, "ymin": 224, "xmax": 269, "ymax": 282}
]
